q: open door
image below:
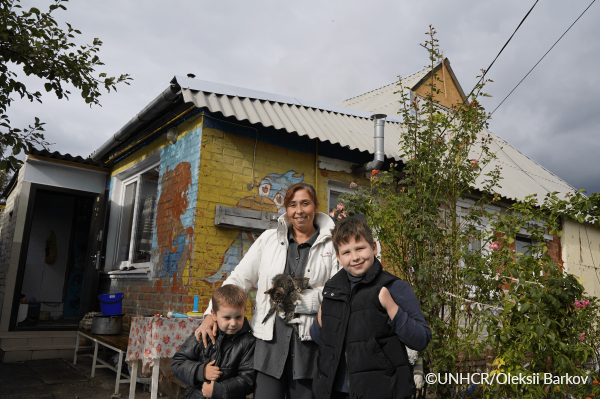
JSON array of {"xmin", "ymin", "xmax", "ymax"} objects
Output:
[{"xmin": 79, "ymin": 190, "xmax": 109, "ymax": 318}]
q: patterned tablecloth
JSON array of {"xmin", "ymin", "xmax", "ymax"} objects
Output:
[{"xmin": 125, "ymin": 316, "xmax": 201, "ymax": 373}]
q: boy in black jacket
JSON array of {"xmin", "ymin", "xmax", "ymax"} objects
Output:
[
  {"xmin": 172, "ymin": 285, "xmax": 256, "ymax": 399},
  {"xmin": 311, "ymin": 218, "xmax": 431, "ymax": 399}
]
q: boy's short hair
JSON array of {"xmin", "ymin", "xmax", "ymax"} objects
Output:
[
  {"xmin": 331, "ymin": 217, "xmax": 374, "ymax": 254},
  {"xmin": 212, "ymin": 285, "xmax": 247, "ymax": 311}
]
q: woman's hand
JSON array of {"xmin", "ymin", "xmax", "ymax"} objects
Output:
[
  {"xmin": 195, "ymin": 316, "xmax": 218, "ymax": 347},
  {"xmin": 378, "ymin": 286, "xmax": 399, "ymax": 321}
]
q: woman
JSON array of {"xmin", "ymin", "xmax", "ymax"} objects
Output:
[{"xmin": 196, "ymin": 183, "xmax": 339, "ymax": 399}]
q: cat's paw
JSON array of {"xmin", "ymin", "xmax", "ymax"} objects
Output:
[
  {"xmin": 287, "ymin": 318, "xmax": 301, "ymax": 325},
  {"xmin": 277, "ymin": 311, "xmax": 286, "ymax": 319},
  {"xmin": 293, "ymin": 299, "xmax": 301, "ymax": 306}
]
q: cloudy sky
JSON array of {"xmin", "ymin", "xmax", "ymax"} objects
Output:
[{"xmin": 8, "ymin": 0, "xmax": 600, "ymax": 193}]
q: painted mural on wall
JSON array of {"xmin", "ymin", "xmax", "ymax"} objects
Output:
[
  {"xmin": 154, "ymin": 128, "xmax": 201, "ymax": 280},
  {"xmin": 203, "ymin": 171, "xmax": 304, "ymax": 304}
]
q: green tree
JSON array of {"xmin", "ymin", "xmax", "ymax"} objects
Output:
[
  {"xmin": 336, "ymin": 26, "xmax": 600, "ymax": 398},
  {"xmin": 0, "ymin": 0, "xmax": 131, "ymax": 172}
]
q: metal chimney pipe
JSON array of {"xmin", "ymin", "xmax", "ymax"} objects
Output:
[{"xmin": 353, "ymin": 114, "xmax": 386, "ymax": 176}]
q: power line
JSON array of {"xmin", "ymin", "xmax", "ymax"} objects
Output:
[
  {"xmin": 466, "ymin": 0, "xmax": 540, "ymax": 100},
  {"xmin": 433, "ymin": 0, "xmax": 539, "ymax": 137},
  {"xmin": 491, "ymin": 0, "xmax": 597, "ymax": 115}
]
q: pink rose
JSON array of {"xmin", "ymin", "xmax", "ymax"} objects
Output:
[
  {"xmin": 580, "ymin": 332, "xmax": 585, "ymax": 341},
  {"xmin": 489, "ymin": 241, "xmax": 500, "ymax": 251},
  {"xmin": 329, "ymin": 211, "xmax": 335, "ymax": 218},
  {"xmin": 337, "ymin": 203, "xmax": 345, "ymax": 211},
  {"xmin": 349, "ymin": 182, "xmax": 358, "ymax": 188}
]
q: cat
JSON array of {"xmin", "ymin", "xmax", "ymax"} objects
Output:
[{"xmin": 262, "ymin": 274, "xmax": 312, "ymax": 335}]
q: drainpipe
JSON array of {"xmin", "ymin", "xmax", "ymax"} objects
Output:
[
  {"xmin": 91, "ymin": 83, "xmax": 181, "ymax": 162},
  {"xmin": 353, "ymin": 114, "xmax": 386, "ymax": 176}
]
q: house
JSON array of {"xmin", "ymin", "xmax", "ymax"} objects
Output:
[
  {"xmin": 0, "ymin": 59, "xmax": 597, "ymax": 362},
  {"xmin": 339, "ymin": 59, "xmax": 600, "ymax": 298},
  {"xmin": 0, "ymin": 150, "xmax": 109, "ymax": 361}
]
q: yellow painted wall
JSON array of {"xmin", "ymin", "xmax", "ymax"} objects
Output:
[
  {"xmin": 110, "ymin": 114, "xmax": 203, "ymax": 177},
  {"xmin": 413, "ymin": 65, "xmax": 464, "ymax": 109},
  {"xmin": 562, "ymin": 219, "xmax": 600, "ymax": 297},
  {"xmin": 188, "ymin": 124, "xmax": 371, "ymax": 317},
  {"xmin": 106, "ymin": 112, "xmax": 372, "ymax": 320}
]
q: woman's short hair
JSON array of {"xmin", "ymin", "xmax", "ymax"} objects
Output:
[
  {"xmin": 283, "ymin": 183, "xmax": 319, "ymax": 211},
  {"xmin": 212, "ymin": 284, "xmax": 247, "ymax": 311}
]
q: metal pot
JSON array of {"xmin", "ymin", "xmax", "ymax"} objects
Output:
[{"xmin": 91, "ymin": 314, "xmax": 123, "ymax": 335}]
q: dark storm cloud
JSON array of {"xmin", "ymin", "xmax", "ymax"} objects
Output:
[{"xmin": 8, "ymin": 0, "xmax": 600, "ymax": 192}]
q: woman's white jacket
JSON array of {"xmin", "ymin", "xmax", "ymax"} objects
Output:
[{"xmin": 205, "ymin": 212, "xmax": 340, "ymax": 342}]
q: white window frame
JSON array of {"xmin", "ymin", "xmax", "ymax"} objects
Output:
[
  {"xmin": 327, "ymin": 179, "xmax": 381, "ymax": 259},
  {"xmin": 105, "ymin": 152, "xmax": 160, "ymax": 274}
]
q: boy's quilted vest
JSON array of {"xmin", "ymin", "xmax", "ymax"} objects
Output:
[{"xmin": 313, "ymin": 260, "xmax": 415, "ymax": 399}]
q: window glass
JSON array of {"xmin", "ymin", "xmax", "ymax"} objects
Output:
[
  {"xmin": 467, "ymin": 236, "xmax": 482, "ymax": 253},
  {"xmin": 117, "ymin": 181, "xmax": 137, "ymax": 263},
  {"xmin": 132, "ymin": 168, "xmax": 159, "ymax": 263},
  {"xmin": 329, "ymin": 191, "xmax": 366, "ymax": 222},
  {"xmin": 515, "ymin": 236, "xmax": 532, "ymax": 255}
]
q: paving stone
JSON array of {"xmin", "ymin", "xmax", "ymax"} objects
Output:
[{"xmin": 25, "ymin": 358, "xmax": 87, "ymax": 384}]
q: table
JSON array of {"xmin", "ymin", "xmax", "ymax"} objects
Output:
[
  {"xmin": 125, "ymin": 316, "xmax": 202, "ymax": 399},
  {"xmin": 73, "ymin": 328, "xmax": 131, "ymax": 399}
]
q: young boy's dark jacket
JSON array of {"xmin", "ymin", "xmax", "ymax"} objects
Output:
[
  {"xmin": 171, "ymin": 318, "xmax": 256, "ymax": 399},
  {"xmin": 313, "ymin": 259, "xmax": 426, "ymax": 399}
]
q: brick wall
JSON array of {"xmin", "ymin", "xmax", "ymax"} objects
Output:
[
  {"xmin": 104, "ymin": 115, "xmax": 203, "ymax": 330},
  {"xmin": 103, "ymin": 113, "xmax": 371, "ymax": 329}
]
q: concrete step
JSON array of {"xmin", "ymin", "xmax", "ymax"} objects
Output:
[
  {"xmin": 1, "ymin": 344, "xmax": 93, "ymax": 352},
  {"xmin": 0, "ymin": 348, "xmax": 80, "ymax": 362},
  {"xmin": 0, "ymin": 331, "xmax": 77, "ymax": 339},
  {"xmin": 0, "ymin": 335, "xmax": 81, "ymax": 350}
]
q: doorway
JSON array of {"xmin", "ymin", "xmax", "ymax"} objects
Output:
[{"xmin": 11, "ymin": 186, "xmax": 96, "ymax": 331}]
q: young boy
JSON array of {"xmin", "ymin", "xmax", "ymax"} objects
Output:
[
  {"xmin": 311, "ymin": 218, "xmax": 431, "ymax": 399},
  {"xmin": 172, "ymin": 285, "xmax": 256, "ymax": 399}
]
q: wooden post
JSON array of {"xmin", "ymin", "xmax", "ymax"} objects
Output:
[
  {"xmin": 151, "ymin": 362, "xmax": 160, "ymax": 399},
  {"xmin": 73, "ymin": 331, "xmax": 80, "ymax": 366},
  {"xmin": 91, "ymin": 341, "xmax": 98, "ymax": 378},
  {"xmin": 129, "ymin": 361, "xmax": 138, "ymax": 399}
]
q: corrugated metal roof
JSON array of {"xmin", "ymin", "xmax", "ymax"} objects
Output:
[
  {"xmin": 339, "ymin": 63, "xmax": 435, "ymax": 115},
  {"xmin": 470, "ymin": 130, "xmax": 575, "ymax": 201},
  {"xmin": 175, "ymin": 75, "xmax": 576, "ymax": 201},
  {"xmin": 176, "ymin": 76, "xmax": 406, "ymax": 160},
  {"xmin": 175, "ymin": 75, "xmax": 403, "ymax": 123},
  {"xmin": 28, "ymin": 149, "xmax": 107, "ymax": 168}
]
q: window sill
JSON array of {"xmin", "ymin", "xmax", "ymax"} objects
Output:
[{"xmin": 104, "ymin": 264, "xmax": 153, "ymax": 280}]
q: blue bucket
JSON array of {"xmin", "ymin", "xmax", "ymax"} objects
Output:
[{"xmin": 98, "ymin": 293, "xmax": 124, "ymax": 315}]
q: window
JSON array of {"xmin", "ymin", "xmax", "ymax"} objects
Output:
[
  {"xmin": 515, "ymin": 236, "xmax": 533, "ymax": 256},
  {"xmin": 327, "ymin": 181, "xmax": 366, "ymax": 222},
  {"xmin": 327, "ymin": 180, "xmax": 378, "ymax": 257},
  {"xmin": 114, "ymin": 166, "xmax": 159, "ymax": 269}
]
